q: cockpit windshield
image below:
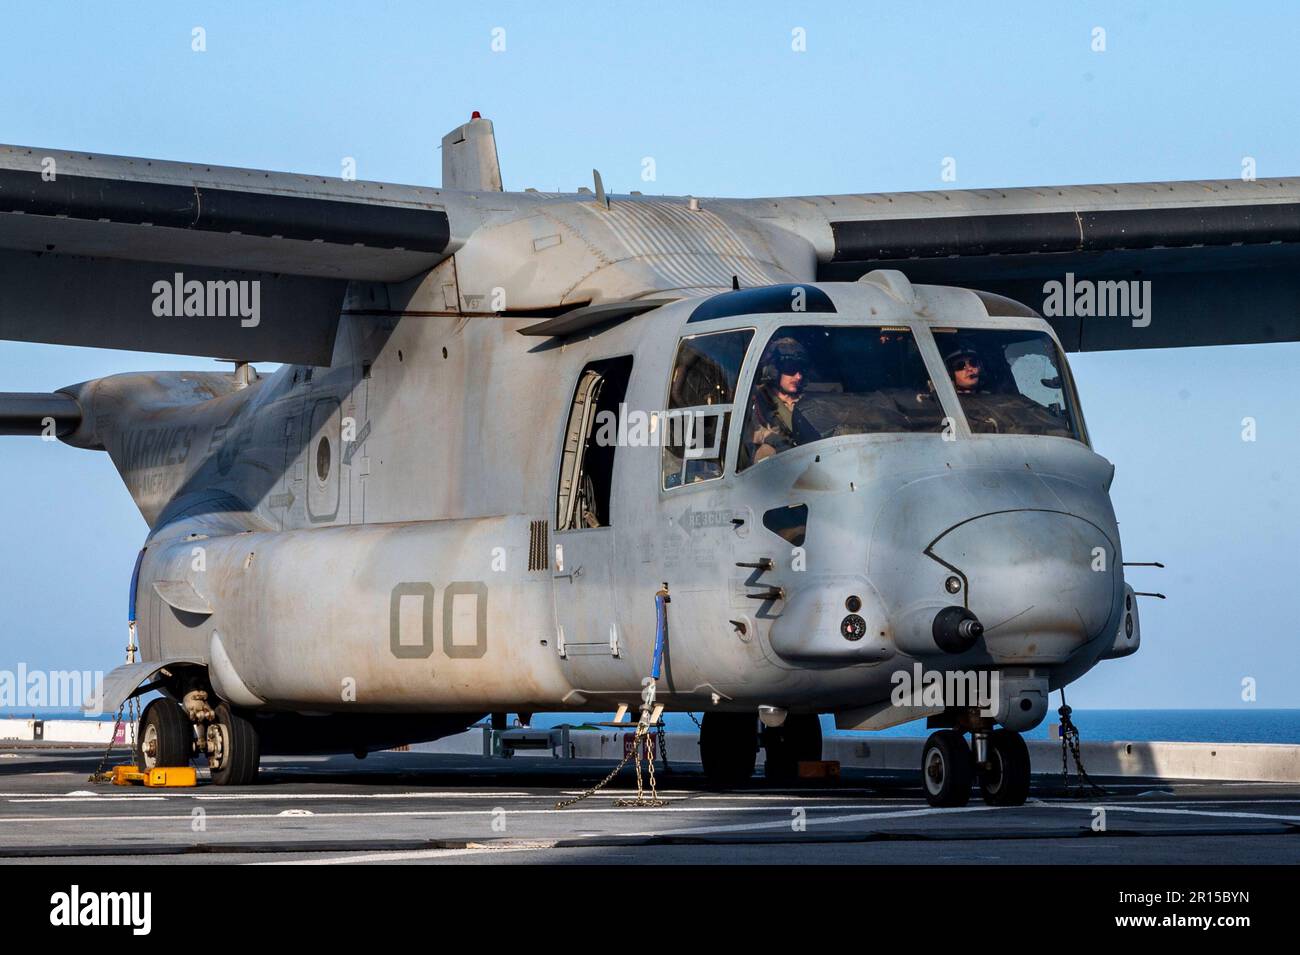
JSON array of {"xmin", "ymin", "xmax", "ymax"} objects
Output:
[
  {"xmin": 932, "ymin": 327, "xmax": 1085, "ymax": 441},
  {"xmin": 738, "ymin": 325, "xmax": 944, "ymax": 470}
]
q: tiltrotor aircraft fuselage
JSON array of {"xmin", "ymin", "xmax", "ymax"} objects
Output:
[{"xmin": 8, "ymin": 114, "xmax": 1295, "ymax": 805}]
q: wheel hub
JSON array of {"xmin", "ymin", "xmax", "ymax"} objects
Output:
[
  {"xmin": 984, "ymin": 750, "xmax": 1006, "ymax": 793},
  {"xmin": 925, "ymin": 750, "xmax": 945, "ymax": 788},
  {"xmin": 141, "ymin": 725, "xmax": 159, "ymax": 767},
  {"xmin": 206, "ymin": 723, "xmax": 228, "ymax": 770}
]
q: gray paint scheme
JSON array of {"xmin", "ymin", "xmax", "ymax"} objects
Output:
[
  {"xmin": 1, "ymin": 116, "xmax": 1271, "ymax": 749},
  {"xmin": 46, "ymin": 277, "xmax": 1131, "ymax": 736}
]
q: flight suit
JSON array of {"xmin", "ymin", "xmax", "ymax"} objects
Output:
[{"xmin": 748, "ymin": 383, "xmax": 801, "ymax": 461}]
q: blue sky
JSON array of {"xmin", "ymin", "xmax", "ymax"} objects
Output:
[{"xmin": 1, "ymin": 2, "xmax": 1297, "ymax": 708}]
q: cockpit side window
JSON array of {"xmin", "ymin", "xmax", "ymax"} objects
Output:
[
  {"xmin": 737, "ymin": 325, "xmax": 943, "ymax": 470},
  {"xmin": 932, "ymin": 328, "xmax": 1084, "ymax": 441},
  {"xmin": 661, "ymin": 329, "xmax": 754, "ymax": 489}
]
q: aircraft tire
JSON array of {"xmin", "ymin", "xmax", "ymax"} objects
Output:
[
  {"xmin": 209, "ymin": 702, "xmax": 261, "ymax": 786},
  {"xmin": 921, "ymin": 730, "xmax": 973, "ymax": 807},
  {"xmin": 978, "ymin": 729, "xmax": 1031, "ymax": 806},
  {"xmin": 762, "ymin": 714, "xmax": 822, "ymax": 782},
  {"xmin": 135, "ymin": 698, "xmax": 194, "ymax": 771},
  {"xmin": 700, "ymin": 712, "xmax": 758, "ymax": 787}
]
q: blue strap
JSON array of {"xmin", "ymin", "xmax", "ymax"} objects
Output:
[
  {"xmin": 652, "ymin": 592, "xmax": 668, "ymax": 680},
  {"xmin": 127, "ymin": 547, "xmax": 145, "ymax": 625}
]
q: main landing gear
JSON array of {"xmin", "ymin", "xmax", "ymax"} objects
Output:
[
  {"xmin": 134, "ymin": 691, "xmax": 261, "ymax": 786},
  {"xmin": 699, "ymin": 712, "xmax": 824, "ymax": 787},
  {"xmin": 921, "ymin": 727, "xmax": 1030, "ymax": 807},
  {"xmin": 699, "ymin": 712, "xmax": 759, "ymax": 786},
  {"xmin": 761, "ymin": 713, "xmax": 822, "ymax": 783},
  {"xmin": 204, "ymin": 701, "xmax": 261, "ymax": 786},
  {"xmin": 136, "ymin": 698, "xmax": 194, "ymax": 771}
]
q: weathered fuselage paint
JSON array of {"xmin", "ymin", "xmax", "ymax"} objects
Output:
[{"xmin": 62, "ymin": 278, "xmax": 1134, "ymax": 727}]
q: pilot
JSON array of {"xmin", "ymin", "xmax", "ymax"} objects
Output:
[
  {"xmin": 748, "ymin": 336, "xmax": 809, "ymax": 462},
  {"xmin": 945, "ymin": 346, "xmax": 986, "ymax": 395}
]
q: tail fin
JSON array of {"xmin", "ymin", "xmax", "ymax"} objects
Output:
[{"xmin": 441, "ymin": 113, "xmax": 503, "ymax": 192}]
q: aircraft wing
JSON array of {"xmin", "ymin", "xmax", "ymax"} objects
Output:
[
  {"xmin": 0, "ymin": 143, "xmax": 473, "ymax": 364},
  {"xmin": 5, "ymin": 130, "xmax": 1300, "ymax": 363},
  {"xmin": 723, "ymin": 178, "xmax": 1300, "ymax": 351}
]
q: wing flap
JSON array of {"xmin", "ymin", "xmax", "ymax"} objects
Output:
[
  {"xmin": 728, "ymin": 178, "xmax": 1300, "ymax": 351},
  {"xmin": 0, "ymin": 248, "xmax": 346, "ymax": 364},
  {"xmin": 0, "ymin": 145, "xmax": 457, "ymax": 282},
  {"xmin": 0, "ymin": 143, "xmax": 467, "ymax": 362}
]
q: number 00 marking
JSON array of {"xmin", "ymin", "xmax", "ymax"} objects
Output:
[{"xmin": 389, "ymin": 581, "xmax": 487, "ymax": 660}]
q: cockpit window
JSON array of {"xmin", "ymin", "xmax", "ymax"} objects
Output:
[
  {"xmin": 738, "ymin": 326, "xmax": 943, "ymax": 470},
  {"xmin": 933, "ymin": 328, "xmax": 1084, "ymax": 441},
  {"xmin": 661, "ymin": 329, "xmax": 755, "ymax": 489}
]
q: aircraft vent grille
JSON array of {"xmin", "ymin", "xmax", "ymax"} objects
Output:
[{"xmin": 528, "ymin": 520, "xmax": 548, "ymax": 572}]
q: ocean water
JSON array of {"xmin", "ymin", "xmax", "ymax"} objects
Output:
[{"xmin": 9, "ymin": 708, "xmax": 1300, "ymax": 744}]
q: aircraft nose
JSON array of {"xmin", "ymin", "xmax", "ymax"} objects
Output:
[{"xmin": 928, "ymin": 509, "xmax": 1119, "ymax": 663}]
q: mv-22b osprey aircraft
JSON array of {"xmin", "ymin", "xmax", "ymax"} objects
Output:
[{"xmin": 2, "ymin": 115, "xmax": 1298, "ymax": 805}]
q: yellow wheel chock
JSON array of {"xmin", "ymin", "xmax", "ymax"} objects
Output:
[{"xmin": 110, "ymin": 764, "xmax": 197, "ymax": 787}]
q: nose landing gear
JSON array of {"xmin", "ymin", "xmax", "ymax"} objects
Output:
[
  {"xmin": 921, "ymin": 729, "xmax": 973, "ymax": 807},
  {"xmin": 977, "ymin": 728, "xmax": 1031, "ymax": 806},
  {"xmin": 921, "ymin": 727, "xmax": 1030, "ymax": 807}
]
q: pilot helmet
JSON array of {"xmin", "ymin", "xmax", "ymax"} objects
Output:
[
  {"xmin": 943, "ymin": 344, "xmax": 983, "ymax": 372},
  {"xmin": 763, "ymin": 336, "xmax": 810, "ymax": 381}
]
